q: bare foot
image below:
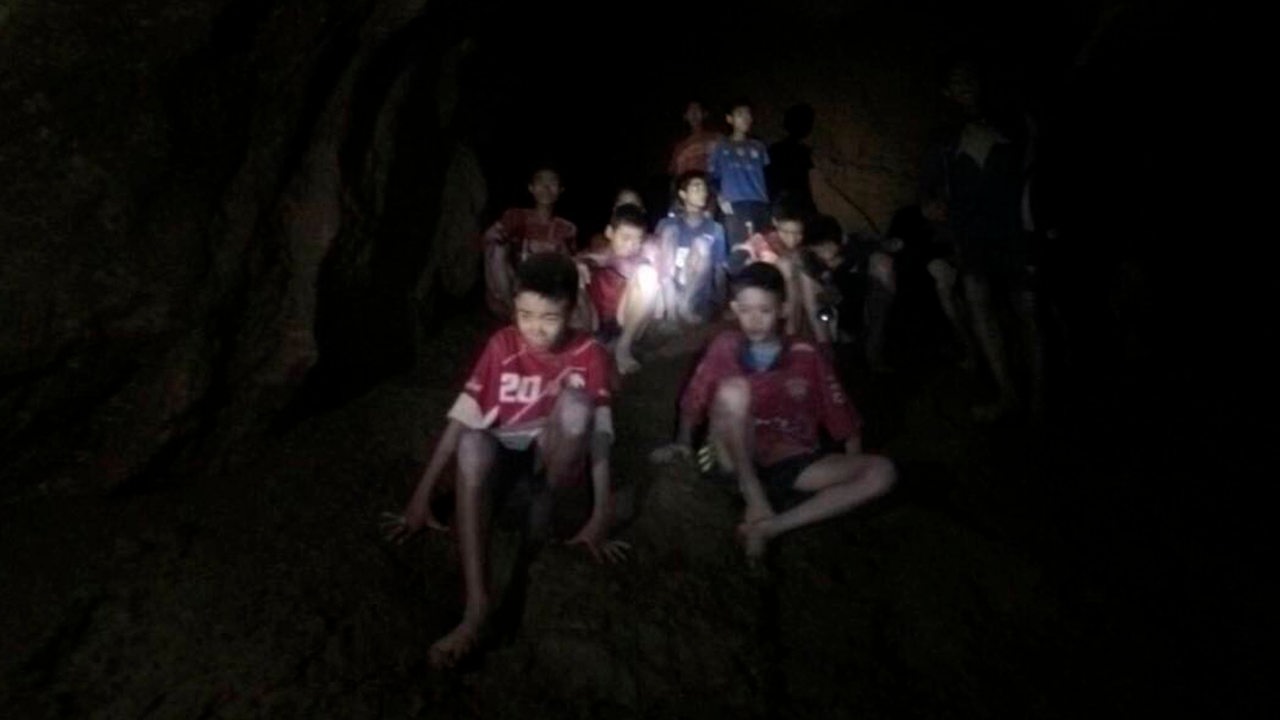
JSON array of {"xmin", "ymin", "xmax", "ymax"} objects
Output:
[{"xmin": 428, "ymin": 617, "xmax": 484, "ymax": 669}]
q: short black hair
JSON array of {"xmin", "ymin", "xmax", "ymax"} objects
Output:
[
  {"xmin": 771, "ymin": 200, "xmax": 806, "ymax": 225},
  {"xmin": 675, "ymin": 170, "xmax": 709, "ymax": 194},
  {"xmin": 726, "ymin": 97, "xmax": 753, "ymax": 114},
  {"xmin": 515, "ymin": 252, "xmax": 579, "ymax": 310},
  {"xmin": 529, "ymin": 165, "xmax": 561, "ymax": 183},
  {"xmin": 731, "ymin": 261, "xmax": 786, "ymax": 303},
  {"xmin": 803, "ymin": 214, "xmax": 843, "ymax": 246},
  {"xmin": 609, "ymin": 203, "xmax": 648, "ymax": 232}
]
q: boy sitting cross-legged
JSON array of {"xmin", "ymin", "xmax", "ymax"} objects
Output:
[{"xmin": 658, "ymin": 262, "xmax": 896, "ymax": 560}]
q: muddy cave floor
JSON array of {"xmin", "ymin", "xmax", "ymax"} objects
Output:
[{"xmin": 0, "ymin": 306, "xmax": 1235, "ymax": 719}]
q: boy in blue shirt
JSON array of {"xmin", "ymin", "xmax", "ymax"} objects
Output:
[{"xmin": 709, "ymin": 98, "xmax": 771, "ymax": 248}]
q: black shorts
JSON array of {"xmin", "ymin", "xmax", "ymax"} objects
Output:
[
  {"xmin": 489, "ymin": 441, "xmax": 592, "ymax": 535},
  {"xmin": 757, "ymin": 450, "xmax": 829, "ymax": 497},
  {"xmin": 956, "ymin": 233, "xmax": 1033, "ymax": 291},
  {"xmin": 487, "ymin": 444, "xmax": 542, "ymax": 521}
]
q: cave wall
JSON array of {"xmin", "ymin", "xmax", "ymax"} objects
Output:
[{"xmin": 0, "ymin": 0, "xmax": 471, "ymax": 498}]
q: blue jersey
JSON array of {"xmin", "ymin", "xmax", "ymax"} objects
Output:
[{"xmin": 708, "ymin": 138, "xmax": 770, "ymax": 203}]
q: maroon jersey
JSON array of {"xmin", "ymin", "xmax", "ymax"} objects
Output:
[
  {"xmin": 483, "ymin": 208, "xmax": 577, "ymax": 259},
  {"xmin": 670, "ymin": 130, "xmax": 722, "ymax": 175},
  {"xmin": 447, "ymin": 326, "xmax": 613, "ymax": 449},
  {"xmin": 583, "ymin": 253, "xmax": 648, "ymax": 326},
  {"xmin": 680, "ymin": 330, "xmax": 861, "ymax": 465}
]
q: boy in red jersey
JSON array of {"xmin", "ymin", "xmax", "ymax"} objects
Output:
[
  {"xmin": 729, "ymin": 203, "xmax": 810, "ymax": 339},
  {"xmin": 383, "ymin": 253, "xmax": 624, "ymax": 668},
  {"xmin": 577, "ymin": 203, "xmax": 662, "ymax": 375},
  {"xmin": 483, "ymin": 167, "xmax": 578, "ymax": 316},
  {"xmin": 660, "ymin": 262, "xmax": 895, "ymax": 560}
]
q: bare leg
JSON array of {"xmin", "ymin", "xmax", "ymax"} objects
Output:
[
  {"xmin": 740, "ymin": 453, "xmax": 895, "ymax": 558},
  {"xmin": 707, "ymin": 378, "xmax": 773, "ymax": 524},
  {"xmin": 865, "ymin": 251, "xmax": 896, "ymax": 371},
  {"xmin": 1013, "ymin": 288, "xmax": 1045, "ymax": 420},
  {"xmin": 429, "ymin": 429, "xmax": 497, "ymax": 668},
  {"xmin": 527, "ymin": 389, "xmax": 593, "ymax": 539},
  {"xmin": 773, "ymin": 257, "xmax": 803, "ymax": 336},
  {"xmin": 964, "ymin": 274, "xmax": 1017, "ymax": 419},
  {"xmin": 615, "ymin": 265, "xmax": 661, "ymax": 374},
  {"xmin": 538, "ymin": 389, "xmax": 593, "ymax": 486},
  {"xmin": 927, "ymin": 258, "xmax": 973, "ymax": 367}
]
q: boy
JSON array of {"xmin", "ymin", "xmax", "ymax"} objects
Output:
[
  {"xmin": 587, "ymin": 187, "xmax": 647, "ymax": 254},
  {"xmin": 577, "ymin": 204, "xmax": 662, "ymax": 375},
  {"xmin": 383, "ymin": 253, "xmax": 622, "ymax": 668},
  {"xmin": 708, "ymin": 98, "xmax": 771, "ymax": 247},
  {"xmin": 483, "ymin": 167, "xmax": 578, "ymax": 316},
  {"xmin": 669, "ymin": 100, "xmax": 722, "ymax": 177},
  {"xmin": 654, "ymin": 171, "xmax": 727, "ymax": 323},
  {"xmin": 729, "ymin": 203, "xmax": 807, "ymax": 338},
  {"xmin": 662, "ymin": 262, "xmax": 895, "ymax": 560}
]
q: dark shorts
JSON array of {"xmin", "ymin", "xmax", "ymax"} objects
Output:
[
  {"xmin": 757, "ymin": 450, "xmax": 827, "ymax": 507},
  {"xmin": 957, "ymin": 233, "xmax": 1034, "ymax": 291},
  {"xmin": 487, "ymin": 442, "xmax": 591, "ymax": 535}
]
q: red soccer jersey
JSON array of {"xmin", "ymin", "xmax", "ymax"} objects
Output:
[
  {"xmin": 484, "ymin": 208, "xmax": 578, "ymax": 258},
  {"xmin": 670, "ymin": 130, "xmax": 722, "ymax": 175},
  {"xmin": 583, "ymin": 253, "xmax": 648, "ymax": 327},
  {"xmin": 447, "ymin": 326, "xmax": 613, "ymax": 449},
  {"xmin": 680, "ymin": 330, "xmax": 861, "ymax": 466}
]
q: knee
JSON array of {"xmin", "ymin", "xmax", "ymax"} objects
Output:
[
  {"xmin": 869, "ymin": 252, "xmax": 895, "ymax": 287},
  {"xmin": 456, "ymin": 430, "xmax": 497, "ymax": 488},
  {"xmin": 927, "ymin": 258, "xmax": 956, "ymax": 288},
  {"xmin": 868, "ymin": 455, "xmax": 897, "ymax": 495},
  {"xmin": 634, "ymin": 264, "xmax": 661, "ymax": 296},
  {"xmin": 551, "ymin": 388, "xmax": 592, "ymax": 439},
  {"xmin": 711, "ymin": 377, "xmax": 751, "ymax": 420}
]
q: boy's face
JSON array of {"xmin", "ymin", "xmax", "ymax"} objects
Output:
[
  {"xmin": 514, "ymin": 291, "xmax": 570, "ymax": 351},
  {"xmin": 726, "ymin": 106, "xmax": 753, "ymax": 134},
  {"xmin": 775, "ymin": 219, "xmax": 804, "ymax": 250},
  {"xmin": 606, "ymin": 223, "xmax": 645, "ymax": 259},
  {"xmin": 945, "ymin": 69, "xmax": 980, "ymax": 116},
  {"xmin": 811, "ymin": 241, "xmax": 842, "ymax": 269},
  {"xmin": 685, "ymin": 102, "xmax": 705, "ymax": 129},
  {"xmin": 678, "ymin": 178, "xmax": 709, "ymax": 211},
  {"xmin": 730, "ymin": 287, "xmax": 782, "ymax": 343},
  {"xmin": 529, "ymin": 170, "xmax": 562, "ymax": 207}
]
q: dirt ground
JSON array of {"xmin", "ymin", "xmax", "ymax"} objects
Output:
[{"xmin": 0, "ymin": 298, "xmax": 1249, "ymax": 719}]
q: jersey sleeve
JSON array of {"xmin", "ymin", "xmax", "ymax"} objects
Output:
[
  {"xmin": 759, "ymin": 140, "xmax": 771, "ymax": 168},
  {"xmin": 446, "ymin": 332, "xmax": 504, "ymax": 429},
  {"xmin": 812, "ymin": 350, "xmax": 862, "ymax": 442},
  {"xmin": 679, "ymin": 332, "xmax": 738, "ymax": 426},
  {"xmin": 483, "ymin": 208, "xmax": 522, "ymax": 248}
]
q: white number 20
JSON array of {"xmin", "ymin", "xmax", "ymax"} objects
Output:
[{"xmin": 498, "ymin": 373, "xmax": 541, "ymax": 403}]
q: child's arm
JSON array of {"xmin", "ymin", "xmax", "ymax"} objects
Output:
[
  {"xmin": 797, "ymin": 271, "xmax": 833, "ymax": 345},
  {"xmin": 386, "ymin": 419, "xmax": 464, "ymax": 542}
]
